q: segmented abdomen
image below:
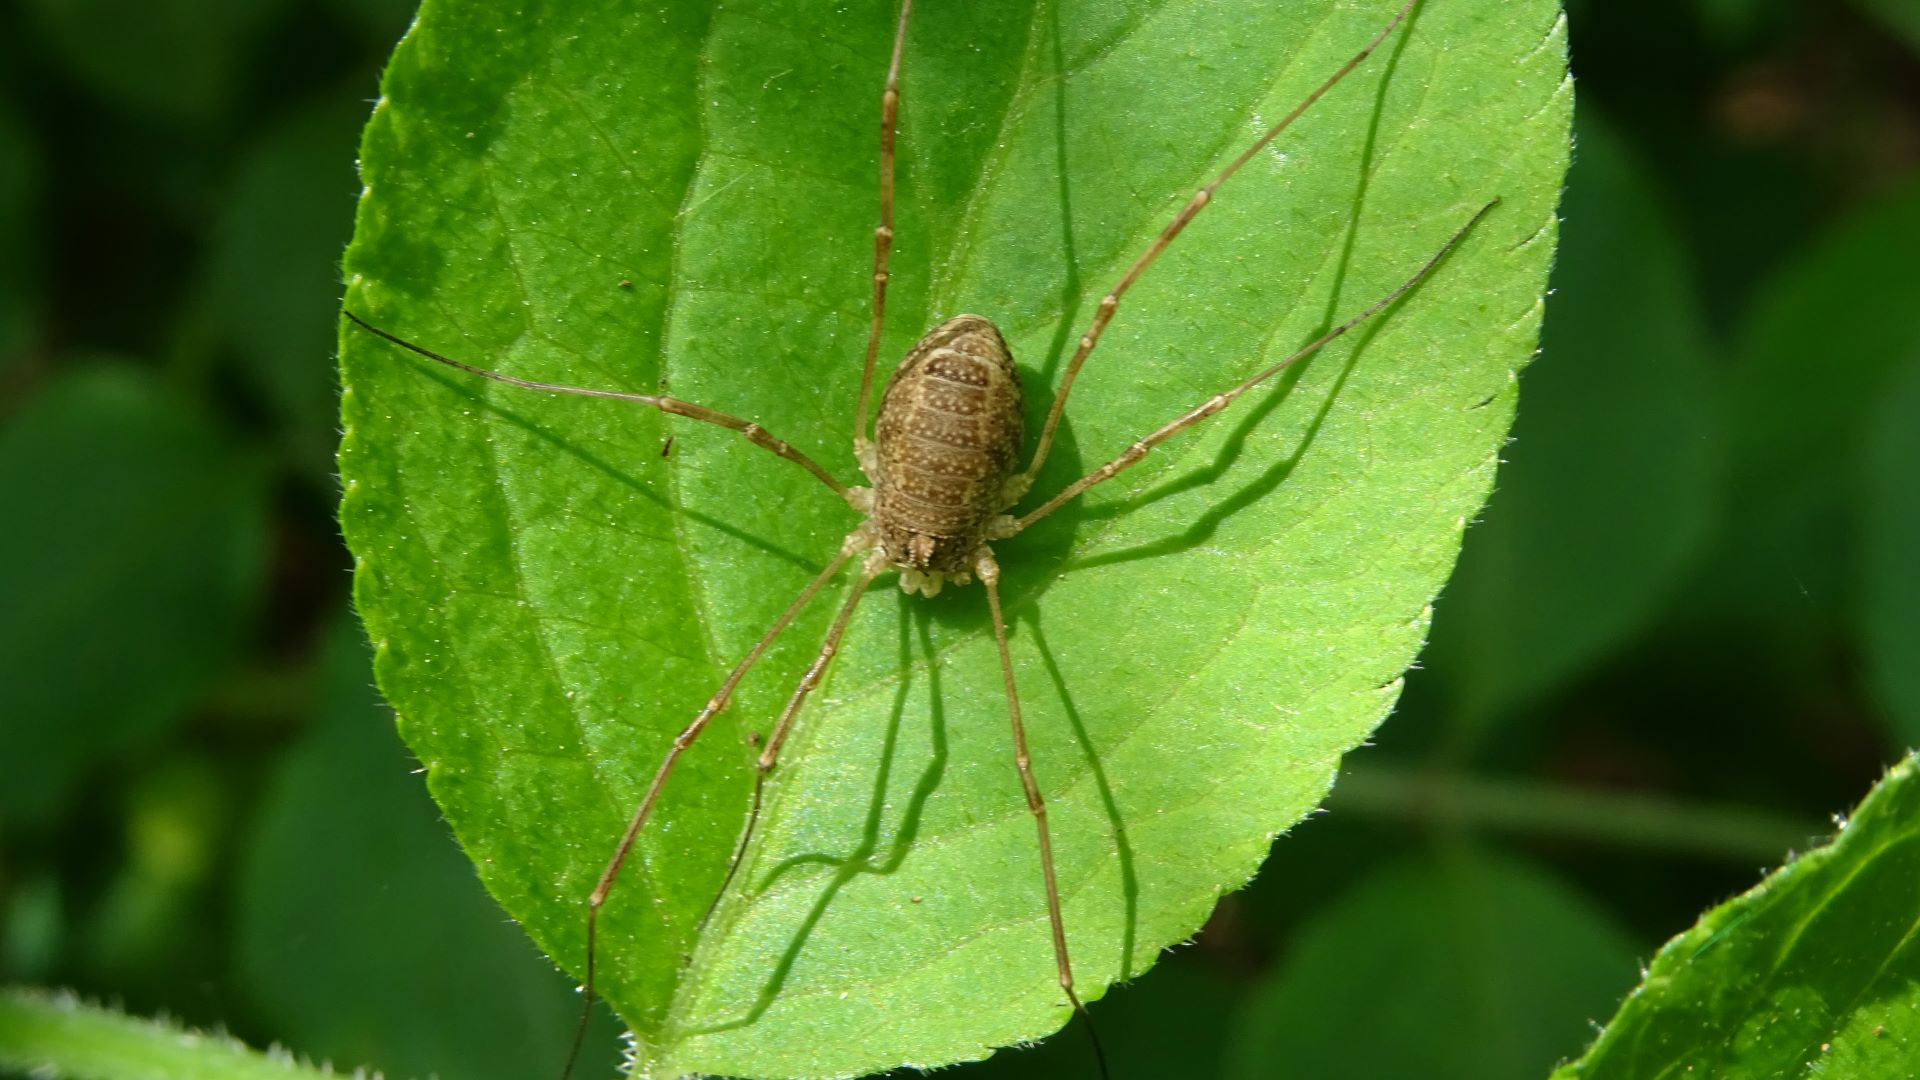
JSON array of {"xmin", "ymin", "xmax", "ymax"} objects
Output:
[{"xmin": 873, "ymin": 314, "xmax": 1022, "ymax": 572}]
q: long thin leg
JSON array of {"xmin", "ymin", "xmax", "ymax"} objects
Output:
[
  {"xmin": 977, "ymin": 550, "xmax": 1110, "ymax": 1079},
  {"xmin": 699, "ymin": 553, "xmax": 888, "ymax": 931},
  {"xmin": 853, "ymin": 0, "xmax": 915, "ymax": 453},
  {"xmin": 558, "ymin": 537, "xmax": 867, "ymax": 1080},
  {"xmin": 1013, "ymin": 199, "xmax": 1498, "ymax": 533},
  {"xmin": 1019, "ymin": 0, "xmax": 1422, "ymax": 485},
  {"xmin": 343, "ymin": 310, "xmax": 854, "ymax": 503}
]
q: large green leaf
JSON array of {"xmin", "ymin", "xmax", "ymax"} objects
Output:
[
  {"xmin": 337, "ymin": 0, "xmax": 1571, "ymax": 1075},
  {"xmin": 1555, "ymin": 752, "xmax": 1920, "ymax": 1078}
]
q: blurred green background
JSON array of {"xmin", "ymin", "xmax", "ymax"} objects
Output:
[{"xmin": 2, "ymin": 0, "xmax": 1917, "ymax": 1077}]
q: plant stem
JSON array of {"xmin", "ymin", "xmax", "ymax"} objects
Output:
[{"xmin": 1331, "ymin": 763, "xmax": 1821, "ymax": 863}]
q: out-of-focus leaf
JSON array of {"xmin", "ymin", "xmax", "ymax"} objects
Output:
[
  {"xmin": 234, "ymin": 617, "xmax": 619, "ymax": 1080},
  {"xmin": 1852, "ymin": 0, "xmax": 1920, "ymax": 55},
  {"xmin": 338, "ymin": 1, "xmax": 1572, "ymax": 1074},
  {"xmin": 1556, "ymin": 752, "xmax": 1920, "ymax": 1077},
  {"xmin": 1424, "ymin": 112, "xmax": 1719, "ymax": 730},
  {"xmin": 0, "ymin": 366, "xmax": 267, "ymax": 822},
  {"xmin": 1226, "ymin": 848, "xmax": 1641, "ymax": 1080},
  {"xmin": 0, "ymin": 99, "xmax": 35, "ymax": 367},
  {"xmin": 83, "ymin": 755, "xmax": 232, "ymax": 1000},
  {"xmin": 327, "ymin": 0, "xmax": 418, "ymax": 49},
  {"xmin": 1698, "ymin": 180, "xmax": 1920, "ymax": 624},
  {"xmin": 1859, "ymin": 350, "xmax": 1920, "ymax": 747},
  {"xmin": 205, "ymin": 96, "xmax": 368, "ymax": 475},
  {"xmin": 19, "ymin": 0, "xmax": 290, "ymax": 126}
]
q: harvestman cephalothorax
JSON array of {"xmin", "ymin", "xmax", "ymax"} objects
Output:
[{"xmin": 343, "ymin": 0, "xmax": 1507, "ymax": 1074}]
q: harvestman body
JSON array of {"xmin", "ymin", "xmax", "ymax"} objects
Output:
[{"xmin": 345, "ymin": 0, "xmax": 1494, "ymax": 1074}]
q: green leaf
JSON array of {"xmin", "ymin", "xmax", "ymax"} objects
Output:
[
  {"xmin": 1852, "ymin": 0, "xmax": 1920, "ymax": 56},
  {"xmin": 1423, "ymin": 111, "xmax": 1719, "ymax": 730},
  {"xmin": 0, "ymin": 98, "xmax": 35, "ymax": 368},
  {"xmin": 1226, "ymin": 849, "xmax": 1640, "ymax": 1080},
  {"xmin": 1859, "ymin": 350, "xmax": 1920, "ymax": 746},
  {"xmin": 0, "ymin": 987, "xmax": 347, "ymax": 1080},
  {"xmin": 337, "ymin": 1, "xmax": 1571, "ymax": 1074},
  {"xmin": 205, "ymin": 96, "xmax": 371, "ymax": 478},
  {"xmin": 18, "ymin": 0, "xmax": 291, "ymax": 126},
  {"xmin": 1700, "ymin": 179, "xmax": 1920, "ymax": 624},
  {"xmin": 1555, "ymin": 752, "xmax": 1920, "ymax": 1078},
  {"xmin": 0, "ymin": 366, "xmax": 267, "ymax": 823},
  {"xmin": 234, "ymin": 617, "xmax": 621, "ymax": 1080}
]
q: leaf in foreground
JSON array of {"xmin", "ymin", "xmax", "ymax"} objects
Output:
[
  {"xmin": 0, "ymin": 988, "xmax": 347, "ymax": 1080},
  {"xmin": 1555, "ymin": 752, "xmax": 1920, "ymax": 1078},
  {"xmin": 337, "ymin": 0, "xmax": 1571, "ymax": 1075}
]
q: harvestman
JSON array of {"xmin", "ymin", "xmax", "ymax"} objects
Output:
[{"xmin": 345, "ymin": 0, "xmax": 1495, "ymax": 1073}]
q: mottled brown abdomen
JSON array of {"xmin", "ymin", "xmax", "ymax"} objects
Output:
[{"xmin": 872, "ymin": 314, "xmax": 1022, "ymax": 574}]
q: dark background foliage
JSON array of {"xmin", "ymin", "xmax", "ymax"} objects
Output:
[{"xmin": 1, "ymin": 0, "xmax": 1916, "ymax": 1076}]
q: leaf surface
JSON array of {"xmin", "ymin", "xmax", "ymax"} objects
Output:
[
  {"xmin": 1556, "ymin": 753, "xmax": 1920, "ymax": 1079},
  {"xmin": 337, "ymin": 0, "xmax": 1571, "ymax": 1074}
]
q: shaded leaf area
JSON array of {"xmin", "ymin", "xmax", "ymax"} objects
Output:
[
  {"xmin": 0, "ymin": 97, "xmax": 33, "ymax": 365},
  {"xmin": 0, "ymin": 366, "xmax": 267, "ymax": 824},
  {"xmin": 1692, "ymin": 179, "xmax": 1920, "ymax": 628},
  {"xmin": 1859, "ymin": 350, "xmax": 1920, "ymax": 745},
  {"xmin": 16, "ymin": 0, "xmax": 290, "ymax": 126},
  {"xmin": 234, "ymin": 617, "xmax": 624, "ymax": 1080},
  {"xmin": 1853, "ymin": 0, "xmax": 1920, "ymax": 54},
  {"xmin": 943, "ymin": 951, "xmax": 1241, "ymax": 1080},
  {"xmin": 203, "ymin": 94, "xmax": 373, "ymax": 479},
  {"xmin": 1422, "ymin": 112, "xmax": 1719, "ymax": 732},
  {"xmin": 0, "ymin": 988, "xmax": 345, "ymax": 1080},
  {"xmin": 1557, "ymin": 752, "xmax": 1920, "ymax": 1078},
  {"xmin": 337, "ymin": 0, "xmax": 1569, "ymax": 1075},
  {"xmin": 1226, "ymin": 849, "xmax": 1639, "ymax": 1080}
]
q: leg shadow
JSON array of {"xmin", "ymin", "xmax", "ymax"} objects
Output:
[
  {"xmin": 690, "ymin": 592, "xmax": 950, "ymax": 1033},
  {"xmin": 1027, "ymin": 609, "xmax": 1139, "ymax": 982}
]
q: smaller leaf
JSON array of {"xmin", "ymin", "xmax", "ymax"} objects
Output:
[
  {"xmin": 0, "ymin": 98, "xmax": 35, "ymax": 366},
  {"xmin": 1858, "ymin": 349, "xmax": 1920, "ymax": 746},
  {"xmin": 0, "ymin": 987, "xmax": 345, "ymax": 1080},
  {"xmin": 19, "ymin": 0, "xmax": 289, "ymax": 125},
  {"xmin": 1698, "ymin": 180, "xmax": 1920, "ymax": 622},
  {"xmin": 1851, "ymin": 0, "xmax": 1920, "ymax": 56},
  {"xmin": 0, "ymin": 366, "xmax": 267, "ymax": 822},
  {"xmin": 204, "ymin": 96, "xmax": 369, "ymax": 477},
  {"xmin": 1557, "ymin": 752, "xmax": 1920, "ymax": 1078},
  {"xmin": 1424, "ymin": 111, "xmax": 1720, "ymax": 730},
  {"xmin": 235, "ymin": 616, "xmax": 618, "ymax": 1080},
  {"xmin": 1226, "ymin": 848, "xmax": 1640, "ymax": 1080}
]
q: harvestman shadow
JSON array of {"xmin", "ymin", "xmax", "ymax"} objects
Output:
[
  {"xmin": 687, "ymin": 596, "xmax": 953, "ymax": 1035},
  {"xmin": 402, "ymin": 332, "xmax": 821, "ymax": 574},
  {"xmin": 1062, "ymin": 0, "xmax": 1428, "ymax": 576}
]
